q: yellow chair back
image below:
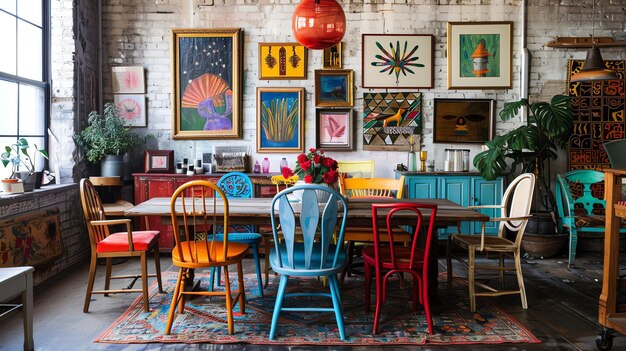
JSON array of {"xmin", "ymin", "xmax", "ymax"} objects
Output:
[{"xmin": 341, "ymin": 176, "xmax": 405, "ymax": 199}]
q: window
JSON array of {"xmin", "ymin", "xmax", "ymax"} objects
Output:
[{"xmin": 0, "ymin": 0, "xmax": 49, "ymax": 179}]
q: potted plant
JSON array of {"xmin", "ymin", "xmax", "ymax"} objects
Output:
[
  {"xmin": 74, "ymin": 102, "xmax": 141, "ymax": 177},
  {"xmin": 473, "ymin": 95, "xmax": 573, "ymax": 257},
  {"xmin": 1, "ymin": 138, "xmax": 49, "ymax": 191}
]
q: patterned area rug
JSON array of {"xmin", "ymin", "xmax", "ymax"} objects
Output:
[{"xmin": 95, "ymin": 271, "xmax": 540, "ymax": 346}]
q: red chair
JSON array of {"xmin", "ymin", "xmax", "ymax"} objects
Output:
[{"xmin": 362, "ymin": 203, "xmax": 438, "ymax": 334}]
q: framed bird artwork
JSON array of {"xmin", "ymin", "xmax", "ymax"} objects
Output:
[{"xmin": 433, "ymin": 98, "xmax": 495, "ymax": 143}]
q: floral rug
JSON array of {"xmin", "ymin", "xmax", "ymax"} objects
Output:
[{"xmin": 95, "ymin": 271, "xmax": 540, "ymax": 346}]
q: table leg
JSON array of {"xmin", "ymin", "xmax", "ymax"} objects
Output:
[{"xmin": 23, "ymin": 269, "xmax": 34, "ymax": 351}]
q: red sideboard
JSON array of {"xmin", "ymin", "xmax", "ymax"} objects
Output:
[{"xmin": 133, "ymin": 173, "xmax": 279, "ymax": 250}]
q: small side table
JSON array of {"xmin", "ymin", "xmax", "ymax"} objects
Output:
[{"xmin": 0, "ymin": 266, "xmax": 34, "ymax": 351}]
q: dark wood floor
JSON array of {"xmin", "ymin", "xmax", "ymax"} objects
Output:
[{"xmin": 1, "ymin": 245, "xmax": 625, "ymax": 351}]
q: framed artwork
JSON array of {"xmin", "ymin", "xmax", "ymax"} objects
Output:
[
  {"xmin": 171, "ymin": 28, "xmax": 242, "ymax": 140},
  {"xmin": 256, "ymin": 87, "xmax": 305, "ymax": 153},
  {"xmin": 362, "ymin": 34, "xmax": 434, "ymax": 89},
  {"xmin": 258, "ymin": 43, "xmax": 307, "ymax": 80},
  {"xmin": 323, "ymin": 43, "xmax": 342, "ymax": 69},
  {"xmin": 314, "ymin": 69, "xmax": 353, "ymax": 107},
  {"xmin": 363, "ymin": 92, "xmax": 422, "ymax": 151},
  {"xmin": 111, "ymin": 66, "xmax": 145, "ymax": 93},
  {"xmin": 113, "ymin": 94, "xmax": 146, "ymax": 127},
  {"xmin": 144, "ymin": 150, "xmax": 174, "ymax": 173},
  {"xmin": 433, "ymin": 99, "xmax": 495, "ymax": 143},
  {"xmin": 316, "ymin": 108, "xmax": 353, "ymax": 151},
  {"xmin": 447, "ymin": 22, "xmax": 513, "ymax": 89}
]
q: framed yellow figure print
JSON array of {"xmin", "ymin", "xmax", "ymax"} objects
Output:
[{"xmin": 258, "ymin": 43, "xmax": 307, "ymax": 80}]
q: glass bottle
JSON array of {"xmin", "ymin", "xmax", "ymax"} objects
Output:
[
  {"xmin": 280, "ymin": 158, "xmax": 289, "ymax": 172},
  {"xmin": 407, "ymin": 144, "xmax": 417, "ymax": 172},
  {"xmin": 253, "ymin": 160, "xmax": 261, "ymax": 173},
  {"xmin": 262, "ymin": 157, "xmax": 270, "ymax": 173}
]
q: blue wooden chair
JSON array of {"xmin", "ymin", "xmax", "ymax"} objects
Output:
[
  {"xmin": 268, "ymin": 184, "xmax": 349, "ymax": 340},
  {"xmin": 209, "ymin": 172, "xmax": 264, "ymax": 296}
]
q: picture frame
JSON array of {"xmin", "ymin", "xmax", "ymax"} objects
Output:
[
  {"xmin": 113, "ymin": 94, "xmax": 146, "ymax": 127},
  {"xmin": 314, "ymin": 69, "xmax": 353, "ymax": 107},
  {"xmin": 362, "ymin": 34, "xmax": 434, "ymax": 89},
  {"xmin": 144, "ymin": 150, "xmax": 174, "ymax": 173},
  {"xmin": 112, "ymin": 66, "xmax": 145, "ymax": 93},
  {"xmin": 316, "ymin": 108, "xmax": 354, "ymax": 151},
  {"xmin": 433, "ymin": 98, "xmax": 495, "ymax": 143},
  {"xmin": 322, "ymin": 43, "xmax": 342, "ymax": 69},
  {"xmin": 258, "ymin": 43, "xmax": 307, "ymax": 80},
  {"xmin": 447, "ymin": 22, "xmax": 513, "ymax": 89},
  {"xmin": 363, "ymin": 92, "xmax": 422, "ymax": 151},
  {"xmin": 256, "ymin": 87, "xmax": 305, "ymax": 153},
  {"xmin": 171, "ymin": 28, "xmax": 242, "ymax": 140}
]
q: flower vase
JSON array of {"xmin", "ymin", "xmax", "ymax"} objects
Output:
[{"xmin": 315, "ymin": 183, "xmax": 332, "ymax": 203}]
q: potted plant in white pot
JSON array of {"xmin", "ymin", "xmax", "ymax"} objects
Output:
[
  {"xmin": 1, "ymin": 138, "xmax": 49, "ymax": 192},
  {"xmin": 74, "ymin": 102, "xmax": 141, "ymax": 178}
]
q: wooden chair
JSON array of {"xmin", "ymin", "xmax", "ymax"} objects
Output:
[
  {"xmin": 268, "ymin": 184, "xmax": 349, "ymax": 340},
  {"xmin": 166, "ymin": 180, "xmax": 249, "ymax": 335},
  {"xmin": 447, "ymin": 173, "xmax": 535, "ymax": 312},
  {"xmin": 363, "ymin": 203, "xmax": 438, "ymax": 334},
  {"xmin": 80, "ymin": 178, "xmax": 163, "ymax": 313},
  {"xmin": 337, "ymin": 160, "xmax": 375, "ymax": 194}
]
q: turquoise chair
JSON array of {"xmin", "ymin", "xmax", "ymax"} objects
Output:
[
  {"xmin": 210, "ymin": 172, "xmax": 264, "ymax": 296},
  {"xmin": 268, "ymin": 184, "xmax": 349, "ymax": 340}
]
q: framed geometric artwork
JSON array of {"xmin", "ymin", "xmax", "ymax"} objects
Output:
[
  {"xmin": 258, "ymin": 43, "xmax": 307, "ymax": 80},
  {"xmin": 256, "ymin": 87, "xmax": 305, "ymax": 153},
  {"xmin": 113, "ymin": 94, "xmax": 146, "ymax": 127},
  {"xmin": 322, "ymin": 42, "xmax": 342, "ymax": 69},
  {"xmin": 171, "ymin": 28, "xmax": 242, "ymax": 140},
  {"xmin": 314, "ymin": 69, "xmax": 353, "ymax": 107},
  {"xmin": 143, "ymin": 150, "xmax": 174, "ymax": 173},
  {"xmin": 447, "ymin": 22, "xmax": 513, "ymax": 89},
  {"xmin": 111, "ymin": 66, "xmax": 145, "ymax": 93},
  {"xmin": 433, "ymin": 98, "xmax": 495, "ymax": 143},
  {"xmin": 316, "ymin": 108, "xmax": 353, "ymax": 151},
  {"xmin": 362, "ymin": 34, "xmax": 434, "ymax": 89},
  {"xmin": 363, "ymin": 92, "xmax": 422, "ymax": 151}
]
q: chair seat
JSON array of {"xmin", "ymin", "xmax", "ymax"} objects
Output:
[
  {"xmin": 361, "ymin": 246, "xmax": 425, "ymax": 270},
  {"xmin": 96, "ymin": 230, "xmax": 159, "ymax": 253},
  {"xmin": 452, "ymin": 234, "xmax": 516, "ymax": 251},
  {"xmin": 270, "ymin": 243, "xmax": 346, "ymax": 275},
  {"xmin": 208, "ymin": 232, "xmax": 263, "ymax": 244},
  {"xmin": 172, "ymin": 241, "xmax": 249, "ymax": 266}
]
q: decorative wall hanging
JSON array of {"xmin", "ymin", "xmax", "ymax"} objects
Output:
[
  {"xmin": 111, "ymin": 66, "xmax": 145, "ymax": 93},
  {"xmin": 256, "ymin": 87, "xmax": 305, "ymax": 153},
  {"xmin": 171, "ymin": 28, "xmax": 242, "ymax": 140},
  {"xmin": 258, "ymin": 43, "xmax": 307, "ymax": 80},
  {"xmin": 292, "ymin": 0, "xmax": 346, "ymax": 50},
  {"xmin": 362, "ymin": 34, "xmax": 434, "ymax": 89},
  {"xmin": 447, "ymin": 22, "xmax": 513, "ymax": 89},
  {"xmin": 113, "ymin": 94, "xmax": 146, "ymax": 127},
  {"xmin": 433, "ymin": 99, "xmax": 495, "ymax": 143},
  {"xmin": 316, "ymin": 108, "xmax": 353, "ymax": 151},
  {"xmin": 323, "ymin": 43, "xmax": 342, "ymax": 69},
  {"xmin": 362, "ymin": 92, "xmax": 422, "ymax": 151},
  {"xmin": 0, "ymin": 209, "xmax": 61, "ymax": 267},
  {"xmin": 315, "ymin": 69, "xmax": 353, "ymax": 107},
  {"xmin": 567, "ymin": 59, "xmax": 626, "ymax": 170}
]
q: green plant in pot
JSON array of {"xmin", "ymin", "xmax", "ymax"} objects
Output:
[
  {"xmin": 74, "ymin": 102, "xmax": 141, "ymax": 177},
  {"xmin": 1, "ymin": 138, "xmax": 49, "ymax": 191}
]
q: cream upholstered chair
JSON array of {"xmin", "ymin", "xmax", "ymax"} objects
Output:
[{"xmin": 446, "ymin": 173, "xmax": 536, "ymax": 312}]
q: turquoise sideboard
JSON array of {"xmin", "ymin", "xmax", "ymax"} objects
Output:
[{"xmin": 395, "ymin": 171, "xmax": 505, "ymax": 239}]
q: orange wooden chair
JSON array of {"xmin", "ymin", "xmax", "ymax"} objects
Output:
[
  {"xmin": 165, "ymin": 180, "xmax": 248, "ymax": 335},
  {"xmin": 80, "ymin": 178, "xmax": 163, "ymax": 313}
]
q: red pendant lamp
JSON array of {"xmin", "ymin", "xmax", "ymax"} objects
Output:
[{"xmin": 292, "ymin": 0, "xmax": 346, "ymax": 50}]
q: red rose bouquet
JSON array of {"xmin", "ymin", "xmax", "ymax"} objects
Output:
[{"xmin": 288, "ymin": 148, "xmax": 339, "ymax": 185}]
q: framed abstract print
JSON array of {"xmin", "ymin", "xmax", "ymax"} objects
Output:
[
  {"xmin": 433, "ymin": 98, "xmax": 495, "ymax": 143},
  {"xmin": 316, "ymin": 108, "xmax": 353, "ymax": 151},
  {"xmin": 258, "ymin": 43, "xmax": 307, "ymax": 80},
  {"xmin": 171, "ymin": 28, "xmax": 242, "ymax": 139},
  {"xmin": 111, "ymin": 66, "xmax": 145, "ymax": 93},
  {"xmin": 113, "ymin": 94, "xmax": 146, "ymax": 127},
  {"xmin": 256, "ymin": 87, "xmax": 305, "ymax": 153},
  {"xmin": 144, "ymin": 150, "xmax": 174, "ymax": 173},
  {"xmin": 314, "ymin": 69, "xmax": 353, "ymax": 107},
  {"xmin": 447, "ymin": 22, "xmax": 513, "ymax": 89}
]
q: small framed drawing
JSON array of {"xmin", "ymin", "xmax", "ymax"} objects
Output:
[
  {"xmin": 447, "ymin": 22, "xmax": 513, "ymax": 89},
  {"xmin": 362, "ymin": 34, "xmax": 434, "ymax": 89},
  {"xmin": 144, "ymin": 150, "xmax": 174, "ymax": 173},
  {"xmin": 113, "ymin": 94, "xmax": 146, "ymax": 127},
  {"xmin": 316, "ymin": 108, "xmax": 353, "ymax": 151},
  {"xmin": 112, "ymin": 66, "xmax": 145, "ymax": 93},
  {"xmin": 433, "ymin": 98, "xmax": 495, "ymax": 143},
  {"xmin": 323, "ymin": 43, "xmax": 342, "ymax": 69},
  {"xmin": 256, "ymin": 87, "xmax": 305, "ymax": 153},
  {"xmin": 314, "ymin": 69, "xmax": 353, "ymax": 107},
  {"xmin": 258, "ymin": 43, "xmax": 307, "ymax": 80}
]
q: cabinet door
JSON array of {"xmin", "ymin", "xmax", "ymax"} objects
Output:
[
  {"xmin": 144, "ymin": 178, "xmax": 176, "ymax": 250},
  {"xmin": 471, "ymin": 177, "xmax": 503, "ymax": 235},
  {"xmin": 439, "ymin": 177, "xmax": 470, "ymax": 237},
  {"xmin": 407, "ymin": 177, "xmax": 437, "ymax": 199}
]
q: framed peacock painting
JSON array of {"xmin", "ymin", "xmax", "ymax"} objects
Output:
[{"xmin": 256, "ymin": 87, "xmax": 305, "ymax": 153}]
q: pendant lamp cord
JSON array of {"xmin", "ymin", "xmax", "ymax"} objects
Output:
[{"xmin": 591, "ymin": 0, "xmax": 597, "ymax": 47}]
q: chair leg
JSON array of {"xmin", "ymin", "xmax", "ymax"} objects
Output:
[
  {"xmin": 269, "ymin": 274, "xmax": 289, "ymax": 340},
  {"xmin": 178, "ymin": 269, "xmax": 187, "ymax": 314},
  {"xmin": 446, "ymin": 234, "xmax": 453, "ymax": 290},
  {"xmin": 104, "ymin": 258, "xmax": 112, "ymax": 296},
  {"xmin": 209, "ymin": 267, "xmax": 216, "ymax": 292},
  {"xmin": 237, "ymin": 261, "xmax": 246, "ymax": 314},
  {"xmin": 364, "ymin": 261, "xmax": 372, "ymax": 313},
  {"xmin": 153, "ymin": 245, "xmax": 163, "ymax": 293},
  {"xmin": 412, "ymin": 273, "xmax": 419, "ymax": 310},
  {"xmin": 422, "ymin": 272, "xmax": 434, "ymax": 334},
  {"xmin": 83, "ymin": 254, "xmax": 98, "ymax": 313},
  {"xmin": 263, "ymin": 236, "xmax": 271, "ymax": 288},
  {"xmin": 328, "ymin": 274, "xmax": 346, "ymax": 340},
  {"xmin": 223, "ymin": 265, "xmax": 234, "ymax": 335},
  {"xmin": 468, "ymin": 247, "xmax": 476, "ymax": 312},
  {"xmin": 141, "ymin": 252, "xmax": 149, "ymax": 312},
  {"xmin": 568, "ymin": 228, "xmax": 578, "ymax": 267},
  {"xmin": 252, "ymin": 242, "xmax": 263, "ymax": 297},
  {"xmin": 514, "ymin": 250, "xmax": 528, "ymax": 309},
  {"xmin": 499, "ymin": 253, "xmax": 505, "ymax": 289},
  {"xmin": 373, "ymin": 269, "xmax": 384, "ymax": 334},
  {"xmin": 165, "ymin": 268, "xmax": 184, "ymax": 335}
]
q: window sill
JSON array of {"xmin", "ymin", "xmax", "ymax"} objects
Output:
[{"xmin": 0, "ymin": 183, "xmax": 78, "ymax": 205}]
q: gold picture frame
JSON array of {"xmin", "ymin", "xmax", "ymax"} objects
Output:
[
  {"xmin": 258, "ymin": 43, "xmax": 307, "ymax": 80},
  {"xmin": 314, "ymin": 69, "xmax": 353, "ymax": 107},
  {"xmin": 256, "ymin": 87, "xmax": 305, "ymax": 153},
  {"xmin": 322, "ymin": 43, "xmax": 342, "ymax": 69}
]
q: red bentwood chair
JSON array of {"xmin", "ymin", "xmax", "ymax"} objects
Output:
[{"xmin": 362, "ymin": 202, "xmax": 438, "ymax": 334}]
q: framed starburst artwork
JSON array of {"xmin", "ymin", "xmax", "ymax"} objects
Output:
[
  {"xmin": 361, "ymin": 34, "xmax": 434, "ymax": 89},
  {"xmin": 114, "ymin": 94, "xmax": 146, "ymax": 127},
  {"xmin": 316, "ymin": 108, "xmax": 353, "ymax": 151}
]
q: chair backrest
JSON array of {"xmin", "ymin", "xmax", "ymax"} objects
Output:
[
  {"xmin": 499, "ymin": 173, "xmax": 536, "ymax": 245},
  {"xmin": 556, "ymin": 170, "xmax": 605, "ymax": 221},
  {"xmin": 80, "ymin": 178, "xmax": 108, "ymax": 248},
  {"xmin": 170, "ymin": 180, "xmax": 230, "ymax": 264},
  {"xmin": 270, "ymin": 184, "xmax": 348, "ymax": 271},
  {"xmin": 341, "ymin": 176, "xmax": 405, "ymax": 199},
  {"xmin": 337, "ymin": 160, "xmax": 375, "ymax": 178},
  {"xmin": 603, "ymin": 139, "xmax": 626, "ymax": 169},
  {"xmin": 270, "ymin": 174, "xmax": 299, "ymax": 193},
  {"xmin": 371, "ymin": 203, "xmax": 438, "ymax": 275},
  {"xmin": 217, "ymin": 172, "xmax": 253, "ymax": 198}
]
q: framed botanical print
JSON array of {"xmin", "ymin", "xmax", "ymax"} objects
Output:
[
  {"xmin": 447, "ymin": 22, "xmax": 513, "ymax": 89},
  {"xmin": 433, "ymin": 98, "xmax": 495, "ymax": 143},
  {"xmin": 258, "ymin": 43, "xmax": 307, "ymax": 80},
  {"xmin": 362, "ymin": 34, "xmax": 434, "ymax": 89},
  {"xmin": 144, "ymin": 150, "xmax": 174, "ymax": 173},
  {"xmin": 111, "ymin": 66, "xmax": 145, "ymax": 93},
  {"xmin": 314, "ymin": 69, "xmax": 353, "ymax": 107},
  {"xmin": 256, "ymin": 87, "xmax": 305, "ymax": 153},
  {"xmin": 171, "ymin": 28, "xmax": 242, "ymax": 139},
  {"xmin": 113, "ymin": 94, "xmax": 146, "ymax": 127},
  {"xmin": 316, "ymin": 108, "xmax": 354, "ymax": 151},
  {"xmin": 323, "ymin": 43, "xmax": 342, "ymax": 69}
]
